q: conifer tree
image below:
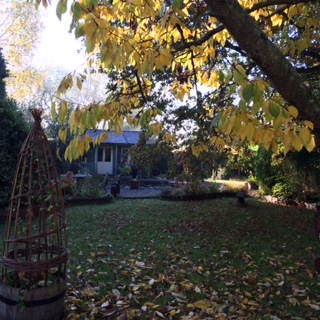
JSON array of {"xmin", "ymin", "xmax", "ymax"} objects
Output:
[
  {"xmin": 0, "ymin": 53, "xmax": 29, "ymax": 207},
  {"xmin": 0, "ymin": 49, "xmax": 8, "ymax": 101}
]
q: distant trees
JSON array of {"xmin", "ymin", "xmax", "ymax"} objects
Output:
[{"xmin": 0, "ymin": 0, "xmax": 45, "ymax": 102}]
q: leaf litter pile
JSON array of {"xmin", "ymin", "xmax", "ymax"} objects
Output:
[{"xmin": 65, "ymin": 198, "xmax": 320, "ymax": 319}]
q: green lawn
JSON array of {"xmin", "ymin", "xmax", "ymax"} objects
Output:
[{"xmin": 63, "ymin": 197, "xmax": 320, "ymax": 319}]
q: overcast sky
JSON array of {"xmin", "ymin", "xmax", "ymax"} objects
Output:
[{"xmin": 34, "ymin": 0, "xmax": 86, "ymax": 71}]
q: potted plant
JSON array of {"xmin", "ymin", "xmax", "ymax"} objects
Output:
[
  {"xmin": 130, "ymin": 178, "xmax": 140, "ymax": 189},
  {"xmin": 247, "ymin": 175, "xmax": 259, "ymax": 190},
  {"xmin": 130, "ymin": 165, "xmax": 140, "ymax": 189},
  {"xmin": 120, "ymin": 165, "xmax": 132, "ymax": 176}
]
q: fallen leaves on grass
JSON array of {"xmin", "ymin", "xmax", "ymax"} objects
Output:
[{"xmin": 64, "ymin": 199, "xmax": 320, "ymax": 319}]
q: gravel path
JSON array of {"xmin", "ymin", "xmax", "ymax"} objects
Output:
[
  {"xmin": 116, "ymin": 185, "xmax": 165, "ymax": 199},
  {"xmin": 103, "ymin": 178, "xmax": 170, "ymax": 199}
]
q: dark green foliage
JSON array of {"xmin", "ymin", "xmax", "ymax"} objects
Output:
[
  {"xmin": 254, "ymin": 147, "xmax": 277, "ymax": 194},
  {"xmin": 254, "ymin": 146, "xmax": 320, "ymax": 201},
  {"xmin": 0, "ymin": 100, "xmax": 29, "ymax": 207},
  {"xmin": 129, "ymin": 132, "xmax": 174, "ymax": 178},
  {"xmin": 278, "ymin": 149, "xmax": 320, "ymax": 201},
  {"xmin": 48, "ymin": 139, "xmax": 71, "ymax": 174},
  {"xmin": 0, "ymin": 52, "xmax": 28, "ymax": 207},
  {"xmin": 222, "ymin": 147, "xmax": 255, "ymax": 179},
  {"xmin": 152, "ymin": 153, "xmax": 170, "ymax": 176},
  {"xmin": 77, "ymin": 176, "xmax": 104, "ymax": 199},
  {"xmin": 0, "ymin": 49, "xmax": 8, "ymax": 101}
]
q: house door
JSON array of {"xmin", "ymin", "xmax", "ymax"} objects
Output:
[{"xmin": 97, "ymin": 147, "xmax": 113, "ymax": 174}]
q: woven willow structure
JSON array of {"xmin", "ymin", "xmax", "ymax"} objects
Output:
[{"xmin": 1, "ymin": 109, "xmax": 68, "ymax": 289}]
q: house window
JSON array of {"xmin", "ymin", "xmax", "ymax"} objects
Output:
[
  {"xmin": 105, "ymin": 147, "xmax": 111, "ymax": 162},
  {"xmin": 98, "ymin": 147, "xmax": 111, "ymax": 162}
]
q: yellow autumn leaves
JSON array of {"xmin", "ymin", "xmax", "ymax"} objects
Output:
[
  {"xmin": 210, "ymin": 104, "xmax": 315, "ymax": 155},
  {"xmin": 52, "ymin": 0, "xmax": 317, "ymax": 161},
  {"xmin": 204, "ymin": 65, "xmax": 315, "ymax": 155}
]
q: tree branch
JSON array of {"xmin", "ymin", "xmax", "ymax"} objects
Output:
[
  {"xmin": 172, "ymin": 25, "xmax": 224, "ymax": 52},
  {"xmin": 250, "ymin": 0, "xmax": 315, "ymax": 11},
  {"xmin": 134, "ymin": 70, "xmax": 148, "ymax": 104},
  {"xmin": 204, "ymin": 0, "xmax": 320, "ymax": 137},
  {"xmin": 224, "ymin": 40, "xmax": 247, "ymax": 56},
  {"xmin": 172, "ymin": 0, "xmax": 314, "ymax": 53},
  {"xmin": 296, "ymin": 64, "xmax": 320, "ymax": 74},
  {"xmin": 302, "ymin": 48, "xmax": 320, "ymax": 60}
]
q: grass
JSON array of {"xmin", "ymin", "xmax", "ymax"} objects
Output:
[{"xmin": 62, "ymin": 196, "xmax": 320, "ymax": 319}]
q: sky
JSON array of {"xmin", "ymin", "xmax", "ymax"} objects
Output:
[{"xmin": 34, "ymin": 1, "xmax": 86, "ymax": 71}]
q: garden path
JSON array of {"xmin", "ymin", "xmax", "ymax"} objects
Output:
[{"xmin": 116, "ymin": 185, "xmax": 165, "ymax": 199}]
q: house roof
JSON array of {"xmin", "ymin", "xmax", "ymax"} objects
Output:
[{"xmin": 85, "ymin": 130, "xmax": 145, "ymax": 145}]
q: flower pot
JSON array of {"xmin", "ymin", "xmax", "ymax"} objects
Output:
[
  {"xmin": 130, "ymin": 180, "xmax": 140, "ymax": 189},
  {"xmin": 0, "ymin": 279, "xmax": 67, "ymax": 320}
]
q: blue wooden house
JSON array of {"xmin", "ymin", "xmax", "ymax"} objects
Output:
[{"xmin": 78, "ymin": 130, "xmax": 147, "ymax": 175}]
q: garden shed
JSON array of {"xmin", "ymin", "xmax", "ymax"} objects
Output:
[{"xmin": 77, "ymin": 130, "xmax": 151, "ymax": 175}]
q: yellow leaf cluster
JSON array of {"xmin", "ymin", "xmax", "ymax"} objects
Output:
[
  {"xmin": 57, "ymin": 75, "xmax": 74, "ymax": 98},
  {"xmin": 149, "ymin": 123, "xmax": 162, "ymax": 136},
  {"xmin": 172, "ymin": 81, "xmax": 193, "ymax": 101},
  {"xmin": 47, "ymin": 0, "xmax": 318, "ymax": 161},
  {"xmin": 64, "ymin": 134, "xmax": 92, "ymax": 162},
  {"xmin": 191, "ymin": 142, "xmax": 208, "ymax": 157},
  {"xmin": 58, "ymin": 100, "xmax": 68, "ymax": 124},
  {"xmin": 271, "ymin": 14, "xmax": 283, "ymax": 27},
  {"xmin": 163, "ymin": 133, "xmax": 177, "ymax": 145},
  {"xmin": 209, "ymin": 98, "xmax": 316, "ymax": 153}
]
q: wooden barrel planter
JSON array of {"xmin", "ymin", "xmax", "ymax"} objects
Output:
[
  {"xmin": 0, "ymin": 279, "xmax": 67, "ymax": 320},
  {"xmin": 1, "ymin": 109, "xmax": 68, "ymax": 320}
]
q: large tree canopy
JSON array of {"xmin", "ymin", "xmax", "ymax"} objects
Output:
[{"xmin": 43, "ymin": 0, "xmax": 319, "ymax": 160}]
